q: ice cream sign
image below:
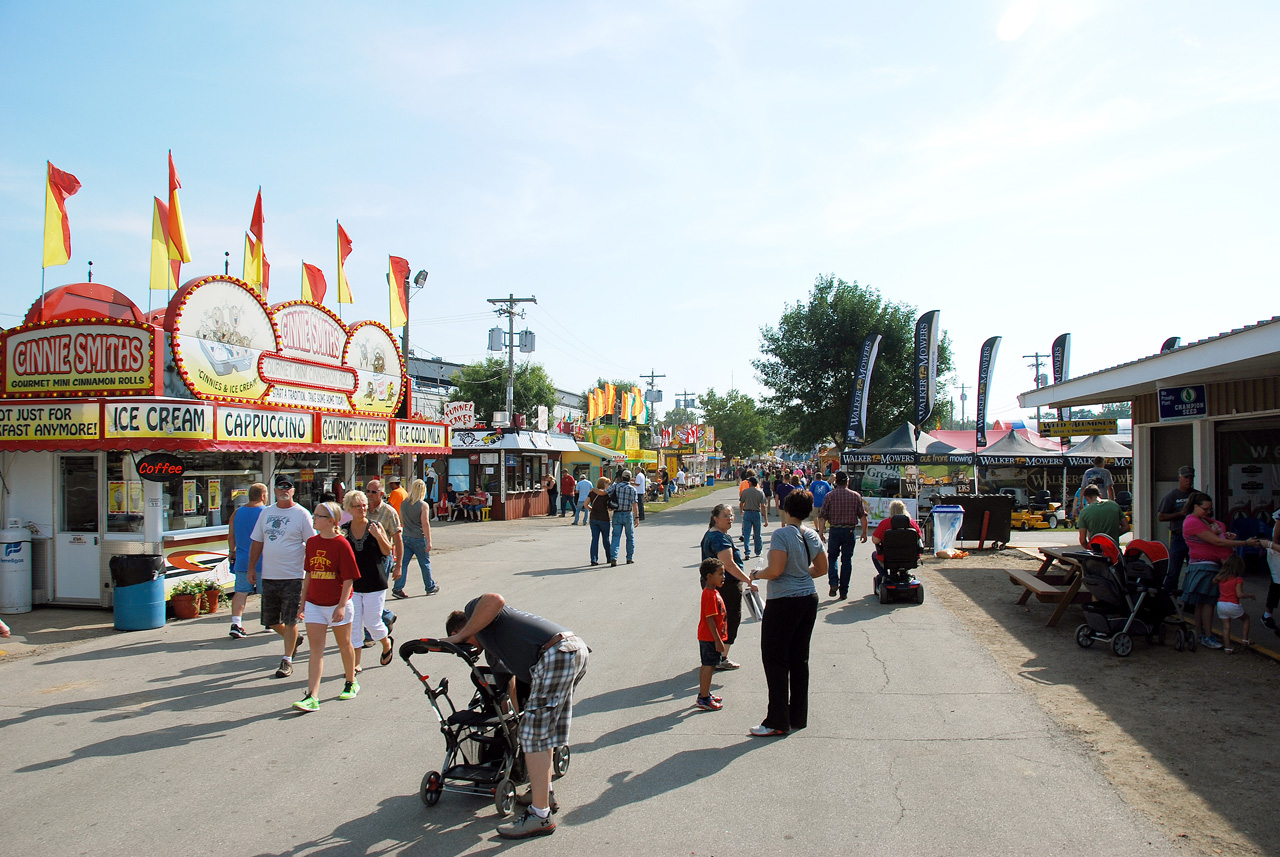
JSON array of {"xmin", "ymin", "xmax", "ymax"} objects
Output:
[
  {"xmin": 168, "ymin": 276, "xmax": 403, "ymax": 415},
  {"xmin": 2, "ymin": 320, "xmax": 153, "ymax": 396}
]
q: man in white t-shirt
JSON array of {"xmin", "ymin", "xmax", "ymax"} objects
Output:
[
  {"xmin": 633, "ymin": 468, "xmax": 648, "ymax": 523},
  {"xmin": 675, "ymin": 468, "xmax": 687, "ymax": 495},
  {"xmin": 248, "ymin": 474, "xmax": 316, "ymax": 678}
]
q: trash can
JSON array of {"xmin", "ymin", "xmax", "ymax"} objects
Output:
[
  {"xmin": 706, "ymin": 476, "xmax": 715, "ymax": 486},
  {"xmin": 0, "ymin": 520, "xmax": 32, "ymax": 614},
  {"xmin": 931, "ymin": 506, "xmax": 965, "ymax": 554},
  {"xmin": 110, "ymin": 555, "xmax": 166, "ymax": 631}
]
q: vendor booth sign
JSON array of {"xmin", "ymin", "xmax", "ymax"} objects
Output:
[
  {"xmin": 2, "ymin": 320, "xmax": 153, "ymax": 397},
  {"xmin": 0, "ymin": 401, "xmax": 99, "ymax": 441},
  {"xmin": 105, "ymin": 401, "xmax": 213, "ymax": 440}
]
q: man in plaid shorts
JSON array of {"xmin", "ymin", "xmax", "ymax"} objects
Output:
[{"xmin": 444, "ymin": 593, "xmax": 589, "ymax": 840}]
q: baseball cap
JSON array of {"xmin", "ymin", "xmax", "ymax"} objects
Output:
[
  {"xmin": 388, "ymin": 475, "xmax": 402, "ymax": 484},
  {"xmin": 621, "ymin": 469, "xmax": 633, "ymax": 481},
  {"xmin": 1178, "ymin": 466, "xmax": 1195, "ymax": 477},
  {"xmin": 274, "ymin": 474, "xmax": 294, "ymax": 489}
]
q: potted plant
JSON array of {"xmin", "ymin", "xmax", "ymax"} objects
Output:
[
  {"xmin": 169, "ymin": 580, "xmax": 204, "ymax": 620},
  {"xmin": 199, "ymin": 579, "xmax": 223, "ymax": 614}
]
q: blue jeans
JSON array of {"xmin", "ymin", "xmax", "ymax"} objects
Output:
[
  {"xmin": 398, "ymin": 536, "xmax": 434, "ymax": 593},
  {"xmin": 1164, "ymin": 538, "xmax": 1188, "ymax": 593},
  {"xmin": 560, "ymin": 495, "xmax": 575, "ymax": 517},
  {"xmin": 611, "ymin": 511, "xmax": 635, "ymax": 562},
  {"xmin": 826, "ymin": 528, "xmax": 858, "ymax": 595},
  {"xmin": 589, "ymin": 519, "xmax": 613, "ymax": 563},
  {"xmin": 742, "ymin": 510, "xmax": 762, "ymax": 556},
  {"xmin": 574, "ymin": 496, "xmax": 590, "ymax": 525}
]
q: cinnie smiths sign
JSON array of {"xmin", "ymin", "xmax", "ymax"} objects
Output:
[{"xmin": 2, "ymin": 321, "xmax": 153, "ymax": 397}]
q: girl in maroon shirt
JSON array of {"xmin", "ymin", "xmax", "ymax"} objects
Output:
[{"xmin": 293, "ymin": 501, "xmax": 361, "ymax": 712}]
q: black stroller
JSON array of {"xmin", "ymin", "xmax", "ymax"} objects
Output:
[
  {"xmin": 400, "ymin": 639, "xmax": 571, "ymax": 815},
  {"xmin": 1071, "ymin": 536, "xmax": 1189, "ymax": 657}
]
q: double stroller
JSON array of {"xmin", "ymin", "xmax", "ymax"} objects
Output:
[
  {"xmin": 399, "ymin": 638, "xmax": 570, "ymax": 816},
  {"xmin": 1071, "ymin": 536, "xmax": 1189, "ymax": 656}
]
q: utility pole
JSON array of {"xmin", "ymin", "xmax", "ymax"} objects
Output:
[
  {"xmin": 640, "ymin": 369, "xmax": 665, "ymax": 392},
  {"xmin": 486, "ymin": 293, "xmax": 537, "ymax": 421},
  {"xmin": 1024, "ymin": 351, "xmax": 1050, "ymax": 429},
  {"xmin": 958, "ymin": 383, "xmax": 967, "ymax": 428},
  {"xmin": 673, "ymin": 390, "xmax": 698, "ymax": 411}
]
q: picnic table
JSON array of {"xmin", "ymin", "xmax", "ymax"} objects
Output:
[{"xmin": 1006, "ymin": 546, "xmax": 1093, "ymax": 628}]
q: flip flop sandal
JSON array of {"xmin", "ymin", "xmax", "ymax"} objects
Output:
[
  {"xmin": 1223, "ymin": 647, "xmax": 1237, "ymax": 654},
  {"xmin": 354, "ymin": 666, "xmax": 363, "ymax": 674},
  {"xmin": 380, "ymin": 637, "xmax": 395, "ymax": 666}
]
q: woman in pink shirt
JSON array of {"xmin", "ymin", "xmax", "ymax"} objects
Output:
[{"xmin": 1181, "ymin": 492, "xmax": 1248, "ymax": 649}]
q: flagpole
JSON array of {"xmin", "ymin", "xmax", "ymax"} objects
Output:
[{"xmin": 40, "ymin": 267, "xmax": 46, "ymax": 318}]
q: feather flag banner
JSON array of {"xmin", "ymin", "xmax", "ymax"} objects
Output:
[
  {"xmin": 149, "ymin": 197, "xmax": 179, "ymax": 291},
  {"xmin": 388, "ymin": 255, "xmax": 410, "ymax": 328},
  {"xmin": 166, "ymin": 151, "xmax": 191, "ymax": 263},
  {"xmin": 302, "ymin": 263, "xmax": 327, "ymax": 303},
  {"xmin": 42, "ymin": 161, "xmax": 82, "ymax": 268},
  {"xmin": 336, "ymin": 222, "xmax": 354, "ymax": 303}
]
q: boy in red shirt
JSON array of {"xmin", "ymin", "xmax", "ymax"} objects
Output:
[
  {"xmin": 294, "ymin": 501, "xmax": 362, "ymax": 712},
  {"xmin": 696, "ymin": 558, "xmax": 727, "ymax": 711}
]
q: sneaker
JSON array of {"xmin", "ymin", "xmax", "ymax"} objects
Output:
[
  {"xmin": 292, "ymin": 695, "xmax": 319, "ymax": 712},
  {"xmin": 829, "ymin": 586, "xmax": 838, "ymax": 597},
  {"xmin": 713, "ymin": 658, "xmax": 740, "ymax": 671},
  {"xmin": 695, "ymin": 695, "xmax": 723, "ymax": 711},
  {"xmin": 514, "ymin": 789, "xmax": 559, "ymax": 813},
  {"xmin": 1200, "ymin": 635, "xmax": 1224, "ymax": 650},
  {"xmin": 749, "ymin": 724, "xmax": 787, "ymax": 737},
  {"xmin": 497, "ymin": 809, "xmax": 556, "ymax": 840},
  {"xmin": 338, "ymin": 680, "xmax": 360, "ymax": 700},
  {"xmin": 426, "ymin": 585, "xmax": 440, "ymax": 596},
  {"xmin": 609, "ymin": 559, "xmax": 617, "ymax": 567},
  {"xmin": 275, "ymin": 658, "xmax": 293, "ymax": 678},
  {"xmin": 391, "ymin": 590, "xmax": 408, "ymax": 599},
  {"xmin": 228, "ymin": 624, "xmax": 247, "ymax": 639},
  {"xmin": 1264, "ymin": 614, "xmax": 1276, "ymax": 630}
]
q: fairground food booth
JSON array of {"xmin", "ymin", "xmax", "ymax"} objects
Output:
[{"xmin": 0, "ymin": 277, "xmax": 450, "ymax": 607}]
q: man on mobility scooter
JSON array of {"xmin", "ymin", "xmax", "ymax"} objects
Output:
[{"xmin": 443, "ymin": 594, "xmax": 589, "ymax": 840}]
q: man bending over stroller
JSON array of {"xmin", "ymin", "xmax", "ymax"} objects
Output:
[{"xmin": 444, "ymin": 594, "xmax": 589, "ymax": 840}]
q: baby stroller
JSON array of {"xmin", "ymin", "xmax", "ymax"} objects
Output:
[
  {"xmin": 399, "ymin": 638, "xmax": 571, "ymax": 816},
  {"xmin": 1072, "ymin": 536, "xmax": 1189, "ymax": 656},
  {"xmin": 876, "ymin": 516, "xmax": 925, "ymax": 604}
]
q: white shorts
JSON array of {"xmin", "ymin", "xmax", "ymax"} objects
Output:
[
  {"xmin": 304, "ymin": 599, "xmax": 353, "ymax": 627},
  {"xmin": 1216, "ymin": 601, "xmax": 1244, "ymax": 620}
]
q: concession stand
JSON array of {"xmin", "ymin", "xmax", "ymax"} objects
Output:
[
  {"xmin": 0, "ymin": 277, "xmax": 449, "ymax": 607},
  {"xmin": 448, "ymin": 426, "xmax": 578, "ymax": 520}
]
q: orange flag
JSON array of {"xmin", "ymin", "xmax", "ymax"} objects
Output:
[
  {"xmin": 242, "ymin": 188, "xmax": 265, "ymax": 291},
  {"xmin": 336, "ymin": 222, "xmax": 353, "ymax": 303},
  {"xmin": 166, "ymin": 151, "xmax": 191, "ymax": 263},
  {"xmin": 604, "ymin": 384, "xmax": 617, "ymax": 417},
  {"xmin": 388, "ymin": 255, "xmax": 410, "ymax": 328},
  {"xmin": 42, "ymin": 161, "xmax": 82, "ymax": 268},
  {"xmin": 302, "ymin": 262, "xmax": 327, "ymax": 303}
]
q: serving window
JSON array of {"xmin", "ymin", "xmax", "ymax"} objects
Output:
[
  {"xmin": 505, "ymin": 453, "xmax": 545, "ymax": 492},
  {"xmin": 274, "ymin": 453, "xmax": 342, "ymax": 511},
  {"xmin": 142, "ymin": 452, "xmax": 264, "ymax": 533}
]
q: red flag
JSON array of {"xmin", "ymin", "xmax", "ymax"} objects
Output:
[
  {"xmin": 249, "ymin": 188, "xmax": 263, "ymax": 242},
  {"xmin": 388, "ymin": 255, "xmax": 410, "ymax": 328},
  {"xmin": 42, "ymin": 161, "xmax": 82, "ymax": 267},
  {"xmin": 166, "ymin": 151, "xmax": 191, "ymax": 263},
  {"xmin": 336, "ymin": 222, "xmax": 353, "ymax": 303},
  {"xmin": 302, "ymin": 262, "xmax": 327, "ymax": 303}
]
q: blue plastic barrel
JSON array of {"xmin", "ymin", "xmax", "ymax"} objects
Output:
[{"xmin": 113, "ymin": 578, "xmax": 166, "ymax": 631}]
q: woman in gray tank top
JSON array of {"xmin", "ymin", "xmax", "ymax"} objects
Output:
[{"xmin": 393, "ymin": 478, "xmax": 437, "ymax": 598}]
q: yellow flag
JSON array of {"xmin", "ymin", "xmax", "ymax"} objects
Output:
[
  {"xmin": 242, "ymin": 233, "xmax": 264, "ymax": 291},
  {"xmin": 43, "ymin": 161, "xmax": 81, "ymax": 268},
  {"xmin": 149, "ymin": 197, "xmax": 178, "ymax": 291}
]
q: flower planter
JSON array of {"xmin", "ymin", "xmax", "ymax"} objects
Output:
[
  {"xmin": 171, "ymin": 593, "xmax": 201, "ymax": 620},
  {"xmin": 201, "ymin": 590, "xmax": 220, "ymax": 614}
]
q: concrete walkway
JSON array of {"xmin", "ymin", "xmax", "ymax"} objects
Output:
[{"xmin": 0, "ymin": 489, "xmax": 1177, "ymax": 856}]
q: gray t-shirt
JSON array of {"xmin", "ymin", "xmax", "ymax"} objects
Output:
[
  {"xmin": 740, "ymin": 486, "xmax": 766, "ymax": 512},
  {"xmin": 251, "ymin": 503, "xmax": 316, "ymax": 580},
  {"xmin": 766, "ymin": 524, "xmax": 823, "ymax": 600},
  {"xmin": 401, "ymin": 499, "xmax": 426, "ymax": 540},
  {"xmin": 1082, "ymin": 466, "xmax": 1114, "ymax": 495},
  {"xmin": 465, "ymin": 597, "xmax": 568, "ymax": 685}
]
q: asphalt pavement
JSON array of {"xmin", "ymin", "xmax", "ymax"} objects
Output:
[{"xmin": 0, "ymin": 490, "xmax": 1178, "ymax": 856}]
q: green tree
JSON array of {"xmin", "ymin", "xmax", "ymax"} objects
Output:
[
  {"xmin": 701, "ymin": 388, "xmax": 768, "ymax": 459},
  {"xmin": 449, "ymin": 356, "xmax": 557, "ymax": 422},
  {"xmin": 753, "ymin": 275, "xmax": 954, "ymax": 450}
]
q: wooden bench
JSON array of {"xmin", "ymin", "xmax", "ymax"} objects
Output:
[{"xmin": 1005, "ymin": 547, "xmax": 1094, "ymax": 628}]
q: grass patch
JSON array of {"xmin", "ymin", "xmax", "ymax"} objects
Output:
[{"xmin": 646, "ymin": 484, "xmax": 723, "ymax": 513}]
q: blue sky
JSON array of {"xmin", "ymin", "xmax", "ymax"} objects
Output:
[{"xmin": 3, "ymin": 1, "xmax": 1277, "ymax": 427}]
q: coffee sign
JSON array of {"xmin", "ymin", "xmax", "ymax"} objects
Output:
[{"xmin": 136, "ymin": 452, "xmax": 186, "ymax": 482}]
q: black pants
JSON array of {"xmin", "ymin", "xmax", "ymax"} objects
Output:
[
  {"xmin": 1267, "ymin": 580, "xmax": 1280, "ymax": 612},
  {"xmin": 760, "ymin": 593, "xmax": 819, "ymax": 731},
  {"xmin": 718, "ymin": 578, "xmax": 743, "ymax": 646}
]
